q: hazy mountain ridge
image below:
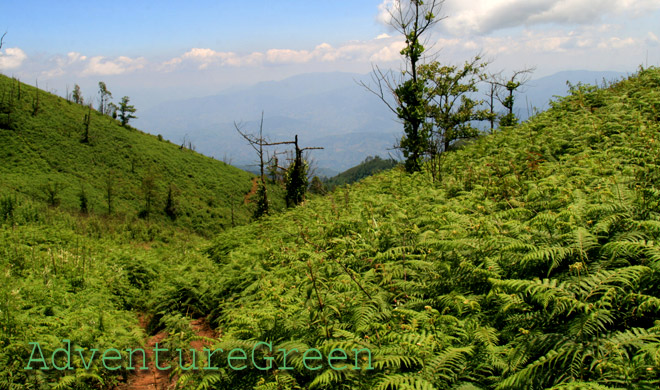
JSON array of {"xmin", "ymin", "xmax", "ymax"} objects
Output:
[{"xmin": 135, "ymin": 69, "xmax": 627, "ymax": 172}]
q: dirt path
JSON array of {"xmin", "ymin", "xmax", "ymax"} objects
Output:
[
  {"xmin": 115, "ymin": 316, "xmax": 218, "ymax": 390},
  {"xmin": 244, "ymin": 177, "xmax": 259, "ymax": 205}
]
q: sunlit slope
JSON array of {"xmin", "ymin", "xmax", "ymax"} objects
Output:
[
  {"xmin": 196, "ymin": 67, "xmax": 660, "ymax": 389},
  {"xmin": 0, "ymin": 74, "xmax": 254, "ymax": 234}
]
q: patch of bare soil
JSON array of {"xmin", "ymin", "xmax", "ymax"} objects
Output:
[
  {"xmin": 114, "ymin": 315, "xmax": 218, "ymax": 390},
  {"xmin": 244, "ymin": 177, "xmax": 259, "ymax": 205}
]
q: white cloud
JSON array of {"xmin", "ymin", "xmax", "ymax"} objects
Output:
[
  {"xmin": 462, "ymin": 26, "xmax": 641, "ymax": 56},
  {"xmin": 0, "ymin": 47, "xmax": 27, "ymax": 70},
  {"xmin": 647, "ymin": 32, "xmax": 660, "ymax": 47},
  {"xmin": 376, "ymin": 0, "xmax": 660, "ymax": 36},
  {"xmin": 81, "ymin": 55, "xmax": 146, "ymax": 76},
  {"xmin": 377, "ymin": 0, "xmax": 397, "ymax": 25},
  {"xmin": 67, "ymin": 52, "xmax": 87, "ymax": 63},
  {"xmin": 369, "ymin": 40, "xmax": 406, "ymax": 62},
  {"xmin": 183, "ymin": 48, "xmax": 240, "ymax": 69},
  {"xmin": 265, "ymin": 48, "xmax": 313, "ymax": 64},
  {"xmin": 40, "ymin": 51, "xmax": 88, "ymax": 78},
  {"xmin": 161, "ymin": 48, "xmax": 266, "ymax": 70},
  {"xmin": 597, "ymin": 37, "xmax": 636, "ymax": 49}
]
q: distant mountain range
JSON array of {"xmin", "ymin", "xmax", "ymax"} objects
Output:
[{"xmin": 133, "ymin": 70, "xmax": 628, "ymax": 173}]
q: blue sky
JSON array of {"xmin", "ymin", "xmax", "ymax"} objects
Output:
[
  {"xmin": 2, "ymin": 0, "xmax": 659, "ymax": 109},
  {"xmin": 1, "ymin": 1, "xmax": 383, "ymax": 56}
]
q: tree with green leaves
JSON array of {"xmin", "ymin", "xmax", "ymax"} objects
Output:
[
  {"xmin": 284, "ymin": 135, "xmax": 323, "ymax": 207},
  {"xmin": 97, "ymin": 81, "xmax": 112, "ymax": 115},
  {"xmin": 108, "ymin": 102, "xmax": 118, "ymax": 119},
  {"xmin": 118, "ymin": 96, "xmax": 137, "ymax": 126},
  {"xmin": 140, "ymin": 169, "xmax": 158, "ymax": 219},
  {"xmin": 361, "ymin": 0, "xmax": 445, "ymax": 173},
  {"xmin": 72, "ymin": 84, "xmax": 83, "ymax": 105},
  {"xmin": 81, "ymin": 103, "xmax": 92, "ymax": 143},
  {"xmin": 284, "ymin": 136, "xmax": 309, "ymax": 207},
  {"xmin": 420, "ymin": 55, "xmax": 491, "ymax": 155},
  {"xmin": 494, "ymin": 68, "xmax": 535, "ymax": 127},
  {"xmin": 164, "ymin": 183, "xmax": 178, "ymax": 220}
]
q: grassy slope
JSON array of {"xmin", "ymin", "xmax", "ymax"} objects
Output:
[
  {"xmin": 0, "ymin": 75, "xmax": 261, "ymax": 388},
  {"xmin": 0, "ymin": 197, "xmax": 219, "ymax": 388},
  {"xmin": 0, "ymin": 74, "xmax": 255, "ymax": 234},
  {"xmin": 162, "ymin": 67, "xmax": 660, "ymax": 389}
]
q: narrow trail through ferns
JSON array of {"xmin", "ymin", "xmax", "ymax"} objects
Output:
[{"xmin": 115, "ymin": 316, "xmax": 219, "ymax": 390}]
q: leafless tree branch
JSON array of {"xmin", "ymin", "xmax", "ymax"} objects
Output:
[
  {"xmin": 357, "ymin": 64, "xmax": 400, "ymax": 115},
  {"xmin": 493, "ymin": 67, "xmax": 536, "ymax": 104}
]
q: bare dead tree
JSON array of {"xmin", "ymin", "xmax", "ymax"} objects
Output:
[
  {"xmin": 235, "ymin": 112, "xmax": 267, "ymax": 187},
  {"xmin": 484, "ymin": 71, "xmax": 503, "ymax": 133},
  {"xmin": 262, "ymin": 136, "xmax": 324, "ymax": 207},
  {"xmin": 235, "ymin": 112, "xmax": 324, "ymax": 213},
  {"xmin": 266, "ymin": 149, "xmax": 288, "ymax": 183},
  {"xmin": 235, "ymin": 111, "xmax": 270, "ymax": 217},
  {"xmin": 0, "ymin": 31, "xmax": 6, "ymax": 51}
]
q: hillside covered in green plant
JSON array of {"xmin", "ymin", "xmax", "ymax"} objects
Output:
[
  {"xmin": 3, "ymin": 65, "xmax": 660, "ymax": 389},
  {"xmin": 0, "ymin": 74, "xmax": 257, "ymax": 234},
  {"xmin": 0, "ymin": 74, "xmax": 269, "ymax": 389},
  {"xmin": 163, "ymin": 67, "xmax": 660, "ymax": 389}
]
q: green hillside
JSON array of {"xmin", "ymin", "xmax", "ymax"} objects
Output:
[
  {"xmin": 323, "ymin": 155, "xmax": 399, "ymax": 190},
  {"xmin": 0, "ymin": 75, "xmax": 259, "ymax": 389},
  {"xmin": 161, "ymin": 67, "xmax": 660, "ymax": 389},
  {"xmin": 3, "ymin": 66, "xmax": 660, "ymax": 390},
  {"xmin": 0, "ymin": 74, "xmax": 255, "ymax": 234}
]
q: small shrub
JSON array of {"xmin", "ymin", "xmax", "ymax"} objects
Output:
[
  {"xmin": 41, "ymin": 181, "xmax": 62, "ymax": 207},
  {"xmin": 79, "ymin": 188, "xmax": 89, "ymax": 214},
  {"xmin": 0, "ymin": 195, "xmax": 15, "ymax": 223}
]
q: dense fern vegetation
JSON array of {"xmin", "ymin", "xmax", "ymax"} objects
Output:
[
  {"xmin": 3, "ymin": 66, "xmax": 660, "ymax": 390},
  {"xmin": 169, "ymin": 67, "xmax": 660, "ymax": 389}
]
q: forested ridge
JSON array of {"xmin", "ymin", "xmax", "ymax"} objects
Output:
[{"xmin": 2, "ymin": 63, "xmax": 660, "ymax": 389}]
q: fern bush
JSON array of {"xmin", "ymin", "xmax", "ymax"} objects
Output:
[{"xmin": 171, "ymin": 67, "xmax": 660, "ymax": 389}]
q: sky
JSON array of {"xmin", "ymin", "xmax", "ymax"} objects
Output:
[{"xmin": 1, "ymin": 0, "xmax": 659, "ymax": 110}]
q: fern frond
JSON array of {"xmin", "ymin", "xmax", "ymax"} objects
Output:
[
  {"xmin": 423, "ymin": 346, "xmax": 473, "ymax": 383},
  {"xmin": 496, "ymin": 349, "xmax": 567, "ymax": 390},
  {"xmin": 374, "ymin": 373, "xmax": 437, "ymax": 390}
]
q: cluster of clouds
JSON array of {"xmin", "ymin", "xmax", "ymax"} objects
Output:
[
  {"xmin": 1, "ymin": 38, "xmax": 411, "ymax": 77},
  {"xmin": 377, "ymin": 0, "xmax": 660, "ymax": 35},
  {"xmin": 38, "ymin": 52, "xmax": 147, "ymax": 78},
  {"xmin": 159, "ymin": 39, "xmax": 409, "ymax": 71},
  {"xmin": 1, "ymin": 48, "xmax": 147, "ymax": 78}
]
